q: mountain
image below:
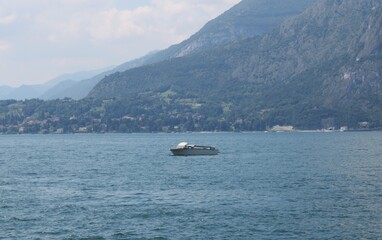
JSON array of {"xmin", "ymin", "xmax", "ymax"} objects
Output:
[
  {"xmin": 0, "ymin": 86, "xmax": 13, "ymax": 98},
  {"xmin": 43, "ymin": 67, "xmax": 114, "ymax": 88},
  {"xmin": 43, "ymin": 51, "xmax": 158, "ymax": 100},
  {"xmin": 39, "ymin": 80, "xmax": 78, "ymax": 100},
  {"xmin": 0, "ymin": 67, "xmax": 113, "ymax": 100},
  {"xmin": 39, "ymin": 67, "xmax": 114, "ymax": 100},
  {"xmin": 49, "ymin": 0, "xmax": 315, "ymax": 100},
  {"xmin": 1, "ymin": 85, "xmax": 43, "ymax": 100},
  {"xmin": 88, "ymin": 0, "xmax": 382, "ymax": 130}
]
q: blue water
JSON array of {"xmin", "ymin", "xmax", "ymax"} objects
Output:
[{"xmin": 1, "ymin": 132, "xmax": 381, "ymax": 239}]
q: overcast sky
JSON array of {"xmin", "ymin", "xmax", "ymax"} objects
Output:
[{"xmin": 0, "ymin": 0, "xmax": 240, "ymax": 87}]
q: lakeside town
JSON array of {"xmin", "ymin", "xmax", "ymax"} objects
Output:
[{"xmin": 1, "ymin": 113, "xmax": 374, "ymax": 134}]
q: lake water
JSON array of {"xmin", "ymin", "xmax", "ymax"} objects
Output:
[{"xmin": 1, "ymin": 132, "xmax": 381, "ymax": 239}]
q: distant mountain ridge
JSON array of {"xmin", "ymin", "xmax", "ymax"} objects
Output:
[
  {"xmin": 40, "ymin": 0, "xmax": 315, "ymax": 100},
  {"xmin": 0, "ymin": 67, "xmax": 113, "ymax": 100},
  {"xmin": 88, "ymin": 0, "xmax": 382, "ymax": 129}
]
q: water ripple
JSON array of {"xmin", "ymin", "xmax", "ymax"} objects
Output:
[{"xmin": 0, "ymin": 132, "xmax": 381, "ymax": 239}]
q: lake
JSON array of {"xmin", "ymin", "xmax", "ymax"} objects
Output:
[{"xmin": 1, "ymin": 132, "xmax": 381, "ymax": 239}]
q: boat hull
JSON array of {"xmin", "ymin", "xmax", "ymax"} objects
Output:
[{"xmin": 170, "ymin": 148, "xmax": 219, "ymax": 156}]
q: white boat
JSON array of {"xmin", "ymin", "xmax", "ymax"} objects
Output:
[{"xmin": 170, "ymin": 142, "xmax": 219, "ymax": 156}]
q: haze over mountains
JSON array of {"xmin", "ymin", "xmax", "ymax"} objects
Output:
[
  {"xmin": 0, "ymin": 0, "xmax": 315, "ymax": 100},
  {"xmin": 0, "ymin": 67, "xmax": 113, "ymax": 100},
  {"xmin": 0, "ymin": 0, "xmax": 381, "ymax": 133}
]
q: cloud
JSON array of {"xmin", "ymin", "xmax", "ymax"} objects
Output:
[
  {"xmin": 0, "ymin": 13, "xmax": 16, "ymax": 25},
  {"xmin": 88, "ymin": 6, "xmax": 152, "ymax": 41},
  {"xmin": 0, "ymin": 5, "xmax": 17, "ymax": 25},
  {"xmin": 0, "ymin": 40, "xmax": 10, "ymax": 52}
]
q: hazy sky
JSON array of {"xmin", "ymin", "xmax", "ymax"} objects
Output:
[{"xmin": 0, "ymin": 0, "xmax": 240, "ymax": 87}]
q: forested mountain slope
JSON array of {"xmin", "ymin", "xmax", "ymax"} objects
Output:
[{"xmin": 88, "ymin": 0, "xmax": 382, "ymax": 130}]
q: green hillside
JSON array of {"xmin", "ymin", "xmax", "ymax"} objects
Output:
[{"xmin": 87, "ymin": 0, "xmax": 382, "ymax": 130}]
